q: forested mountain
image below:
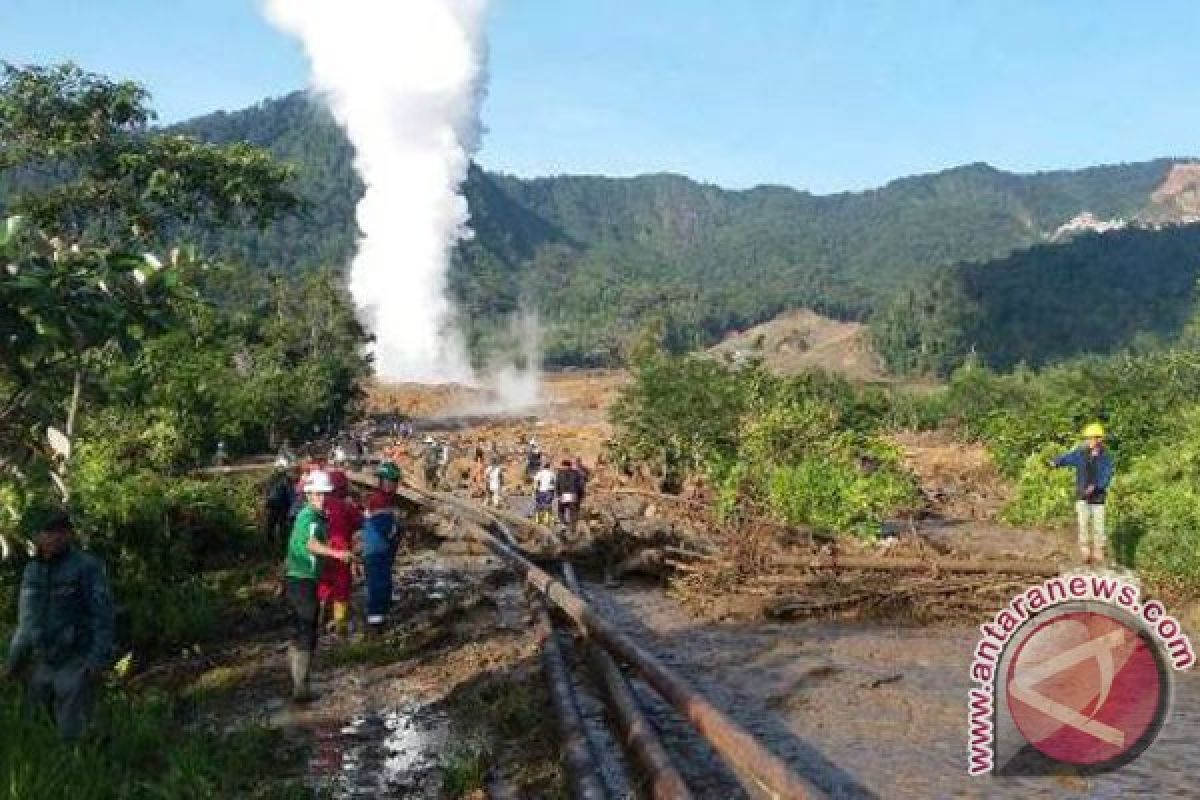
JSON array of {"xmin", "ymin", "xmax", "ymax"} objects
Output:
[
  {"xmin": 21, "ymin": 89, "xmax": 1182, "ymax": 366},
  {"xmin": 871, "ymin": 223, "xmax": 1200, "ymax": 375}
]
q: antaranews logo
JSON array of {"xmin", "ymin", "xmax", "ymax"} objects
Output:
[{"xmin": 967, "ymin": 573, "xmax": 1194, "ymax": 776}]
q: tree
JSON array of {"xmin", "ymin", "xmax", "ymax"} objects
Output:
[{"xmin": 0, "ymin": 63, "xmax": 298, "ymax": 502}]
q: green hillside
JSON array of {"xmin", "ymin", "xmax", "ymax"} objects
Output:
[
  {"xmin": 872, "ymin": 223, "xmax": 1200, "ymax": 375},
  {"xmin": 166, "ymin": 91, "xmax": 1194, "ymax": 365}
]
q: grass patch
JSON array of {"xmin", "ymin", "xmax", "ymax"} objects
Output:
[
  {"xmin": 0, "ymin": 688, "xmax": 308, "ymax": 799},
  {"xmin": 441, "ymin": 667, "xmax": 566, "ymax": 799},
  {"xmin": 321, "ymin": 631, "xmax": 428, "ymax": 670},
  {"xmin": 439, "ymin": 740, "xmax": 488, "ymax": 797}
]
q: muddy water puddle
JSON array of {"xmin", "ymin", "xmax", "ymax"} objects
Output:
[
  {"xmin": 309, "ymin": 703, "xmax": 451, "ymax": 798},
  {"xmin": 589, "ymin": 582, "xmax": 1199, "ymax": 799}
]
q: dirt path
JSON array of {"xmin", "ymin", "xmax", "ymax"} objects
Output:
[{"xmin": 178, "ymin": 521, "xmax": 567, "ymax": 798}]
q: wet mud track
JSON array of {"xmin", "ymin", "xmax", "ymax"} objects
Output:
[
  {"xmin": 584, "ymin": 581, "xmax": 1199, "ymax": 799},
  {"xmin": 236, "ymin": 547, "xmax": 564, "ymax": 798}
]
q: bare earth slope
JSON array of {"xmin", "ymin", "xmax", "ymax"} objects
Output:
[{"xmin": 708, "ymin": 309, "xmax": 889, "ymax": 381}]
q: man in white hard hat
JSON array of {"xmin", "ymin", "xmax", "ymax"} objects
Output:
[{"xmin": 283, "ymin": 469, "xmax": 353, "ymax": 703}]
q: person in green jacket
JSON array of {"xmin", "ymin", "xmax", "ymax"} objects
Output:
[
  {"xmin": 3, "ymin": 511, "xmax": 115, "ymax": 740},
  {"xmin": 284, "ymin": 469, "xmax": 353, "ymax": 703}
]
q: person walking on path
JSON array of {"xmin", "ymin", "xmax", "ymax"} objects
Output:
[
  {"xmin": 421, "ymin": 436, "xmax": 441, "ymax": 490},
  {"xmin": 574, "ymin": 456, "xmax": 591, "ymax": 513},
  {"xmin": 1051, "ymin": 423, "xmax": 1115, "ymax": 566},
  {"xmin": 4, "ymin": 511, "xmax": 115, "ymax": 740},
  {"xmin": 284, "ymin": 470, "xmax": 353, "ymax": 703},
  {"xmin": 263, "ymin": 457, "xmax": 295, "ymax": 546},
  {"xmin": 363, "ymin": 462, "xmax": 403, "ymax": 634},
  {"xmin": 555, "ymin": 459, "xmax": 582, "ymax": 532},
  {"xmin": 533, "ymin": 458, "xmax": 557, "ymax": 526},
  {"xmin": 318, "ymin": 470, "xmax": 362, "ymax": 639},
  {"xmin": 525, "ymin": 438, "xmax": 542, "ymax": 484},
  {"xmin": 485, "ymin": 457, "xmax": 505, "ymax": 509}
]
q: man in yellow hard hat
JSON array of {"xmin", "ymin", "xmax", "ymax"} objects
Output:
[{"xmin": 1050, "ymin": 423, "xmax": 1114, "ymax": 566}]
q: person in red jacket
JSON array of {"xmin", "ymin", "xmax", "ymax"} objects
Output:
[{"xmin": 318, "ymin": 470, "xmax": 362, "ymax": 637}]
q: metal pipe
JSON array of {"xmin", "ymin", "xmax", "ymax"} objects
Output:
[
  {"xmin": 535, "ymin": 601, "xmax": 609, "ymax": 800},
  {"xmin": 561, "ymin": 563, "xmax": 694, "ymax": 800},
  {"xmin": 467, "ymin": 519, "xmax": 819, "ymax": 799}
]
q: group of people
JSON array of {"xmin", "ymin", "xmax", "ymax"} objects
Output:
[
  {"xmin": 530, "ymin": 446, "xmax": 590, "ymax": 531},
  {"xmin": 274, "ymin": 459, "xmax": 405, "ymax": 702}
]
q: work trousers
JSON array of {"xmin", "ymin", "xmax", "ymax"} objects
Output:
[
  {"xmin": 23, "ymin": 659, "xmax": 96, "ymax": 741},
  {"xmin": 1075, "ymin": 501, "xmax": 1107, "ymax": 559},
  {"xmin": 364, "ymin": 547, "xmax": 396, "ymax": 625},
  {"xmin": 286, "ymin": 577, "xmax": 320, "ymax": 652}
]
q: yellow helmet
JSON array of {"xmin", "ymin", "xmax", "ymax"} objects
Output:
[{"xmin": 1082, "ymin": 423, "xmax": 1106, "ymax": 438}]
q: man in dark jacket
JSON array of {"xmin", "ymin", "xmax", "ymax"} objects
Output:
[
  {"xmin": 264, "ymin": 458, "xmax": 295, "ymax": 546},
  {"xmin": 3, "ymin": 512, "xmax": 116, "ymax": 739},
  {"xmin": 555, "ymin": 459, "xmax": 582, "ymax": 532},
  {"xmin": 1051, "ymin": 423, "xmax": 1115, "ymax": 566}
]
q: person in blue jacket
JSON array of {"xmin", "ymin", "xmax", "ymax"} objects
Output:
[
  {"xmin": 3, "ymin": 511, "xmax": 115, "ymax": 739},
  {"xmin": 1050, "ymin": 423, "xmax": 1114, "ymax": 566},
  {"xmin": 363, "ymin": 462, "xmax": 403, "ymax": 634}
]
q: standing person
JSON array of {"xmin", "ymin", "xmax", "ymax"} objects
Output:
[
  {"xmin": 284, "ymin": 470, "xmax": 353, "ymax": 703},
  {"xmin": 214, "ymin": 440, "xmax": 228, "ymax": 467},
  {"xmin": 318, "ymin": 471, "xmax": 362, "ymax": 639},
  {"xmin": 532, "ymin": 458, "xmax": 557, "ymax": 526},
  {"xmin": 472, "ymin": 443, "xmax": 486, "ymax": 496},
  {"xmin": 4, "ymin": 511, "xmax": 115, "ymax": 740},
  {"xmin": 1050, "ymin": 423, "xmax": 1115, "ymax": 566},
  {"xmin": 363, "ymin": 462, "xmax": 403, "ymax": 635},
  {"xmin": 525, "ymin": 439, "xmax": 542, "ymax": 484},
  {"xmin": 574, "ymin": 456, "xmax": 591, "ymax": 517},
  {"xmin": 438, "ymin": 440, "xmax": 452, "ymax": 487},
  {"xmin": 555, "ymin": 459, "xmax": 582, "ymax": 532},
  {"xmin": 263, "ymin": 457, "xmax": 295, "ymax": 546},
  {"xmin": 485, "ymin": 457, "xmax": 505, "ymax": 509},
  {"xmin": 421, "ymin": 436, "xmax": 440, "ymax": 490}
]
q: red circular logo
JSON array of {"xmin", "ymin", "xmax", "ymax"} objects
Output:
[{"xmin": 1005, "ymin": 609, "xmax": 1166, "ymax": 766}]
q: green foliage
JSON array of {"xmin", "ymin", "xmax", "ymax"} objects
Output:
[
  {"xmin": 1112, "ymin": 410, "xmax": 1200, "ymax": 591},
  {"xmin": 0, "ymin": 62, "xmax": 300, "ymax": 512},
  {"xmin": 0, "ymin": 62, "xmax": 296, "ymax": 241},
  {"xmin": 999, "ymin": 447, "xmax": 1077, "ymax": 526},
  {"xmin": 439, "ymin": 742, "xmax": 488, "ymax": 797},
  {"xmin": 0, "ymin": 63, "xmax": 370, "ymax": 656},
  {"xmin": 611, "ymin": 350, "xmax": 917, "ymax": 536},
  {"xmin": 873, "ymin": 224, "xmax": 1200, "ymax": 375},
  {"xmin": 0, "ymin": 688, "xmax": 307, "ymax": 799}
]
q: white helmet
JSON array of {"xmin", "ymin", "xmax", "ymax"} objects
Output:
[
  {"xmin": 274, "ymin": 456, "xmax": 289, "ymax": 468},
  {"xmin": 302, "ymin": 469, "xmax": 334, "ymax": 494},
  {"xmin": 424, "ymin": 435, "xmax": 435, "ymax": 444}
]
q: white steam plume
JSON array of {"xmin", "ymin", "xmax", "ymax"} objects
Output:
[{"xmin": 263, "ymin": 0, "xmax": 487, "ymax": 382}]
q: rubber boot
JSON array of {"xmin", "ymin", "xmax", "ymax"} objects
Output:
[
  {"xmin": 288, "ymin": 645, "xmax": 317, "ymax": 704},
  {"xmin": 332, "ymin": 601, "xmax": 350, "ymax": 639}
]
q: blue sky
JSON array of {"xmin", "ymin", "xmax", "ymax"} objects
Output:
[{"xmin": 3, "ymin": 0, "xmax": 1199, "ymax": 192}]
